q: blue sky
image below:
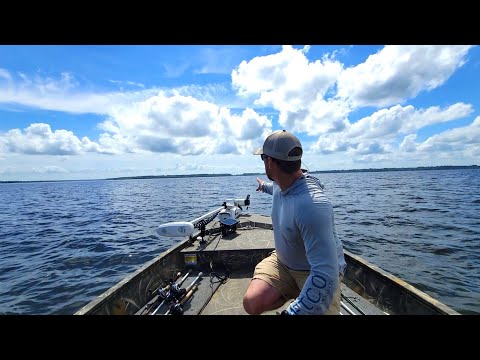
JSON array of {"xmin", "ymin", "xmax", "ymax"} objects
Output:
[{"xmin": 0, "ymin": 45, "xmax": 479, "ymax": 181}]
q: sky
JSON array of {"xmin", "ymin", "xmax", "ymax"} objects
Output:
[{"xmin": 0, "ymin": 45, "xmax": 479, "ymax": 181}]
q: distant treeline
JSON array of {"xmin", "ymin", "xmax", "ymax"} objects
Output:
[
  {"xmin": 85, "ymin": 165, "xmax": 480, "ymax": 180},
  {"xmin": 240, "ymin": 165, "xmax": 480, "ymax": 176},
  {"xmin": 1, "ymin": 165, "xmax": 478, "ymax": 183},
  {"xmin": 308, "ymin": 165, "xmax": 480, "ymax": 174}
]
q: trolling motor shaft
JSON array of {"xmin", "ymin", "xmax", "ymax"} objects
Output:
[{"xmin": 156, "ymin": 194, "xmax": 251, "ymax": 243}]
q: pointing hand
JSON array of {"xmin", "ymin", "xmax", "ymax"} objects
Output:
[{"xmin": 256, "ymin": 177, "xmax": 263, "ymax": 192}]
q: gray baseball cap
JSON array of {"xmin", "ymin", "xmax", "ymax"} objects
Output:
[{"xmin": 253, "ymin": 130, "xmax": 302, "ymax": 161}]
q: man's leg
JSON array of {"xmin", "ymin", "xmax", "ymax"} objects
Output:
[
  {"xmin": 243, "ymin": 252, "xmax": 298, "ymax": 315},
  {"xmin": 243, "ymin": 279, "xmax": 285, "ymax": 315}
]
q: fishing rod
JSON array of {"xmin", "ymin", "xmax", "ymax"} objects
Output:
[
  {"xmin": 164, "ymin": 272, "xmax": 203, "ymax": 315},
  {"xmin": 148, "ymin": 271, "xmax": 182, "ymax": 297},
  {"xmin": 157, "ymin": 195, "xmax": 251, "ymax": 242},
  {"xmin": 150, "ymin": 269, "xmax": 192, "ymax": 315},
  {"xmin": 341, "ymin": 293, "xmax": 367, "ymax": 315},
  {"xmin": 340, "ymin": 300, "xmax": 357, "ymax": 315},
  {"xmin": 166, "ymin": 284, "xmax": 200, "ymax": 315},
  {"xmin": 136, "ymin": 271, "xmax": 182, "ymax": 315}
]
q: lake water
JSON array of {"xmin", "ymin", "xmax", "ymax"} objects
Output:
[{"xmin": 1, "ymin": 169, "xmax": 479, "ymax": 314}]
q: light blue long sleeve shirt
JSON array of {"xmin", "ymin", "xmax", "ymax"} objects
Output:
[{"xmin": 260, "ymin": 174, "xmax": 347, "ymax": 315}]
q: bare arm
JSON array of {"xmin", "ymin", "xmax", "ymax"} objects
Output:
[{"xmin": 256, "ymin": 177, "xmax": 273, "ymax": 195}]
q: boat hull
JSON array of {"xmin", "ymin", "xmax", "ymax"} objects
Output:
[{"xmin": 75, "ymin": 214, "xmax": 459, "ymax": 315}]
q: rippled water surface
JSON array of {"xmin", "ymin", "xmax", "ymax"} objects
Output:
[{"xmin": 1, "ymin": 169, "xmax": 479, "ymax": 314}]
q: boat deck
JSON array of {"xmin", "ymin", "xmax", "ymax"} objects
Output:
[
  {"xmin": 76, "ymin": 212, "xmax": 459, "ymax": 315},
  {"xmin": 172, "ymin": 213, "xmax": 386, "ymax": 315}
]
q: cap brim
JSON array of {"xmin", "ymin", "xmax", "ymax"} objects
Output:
[{"xmin": 253, "ymin": 147, "xmax": 263, "ymax": 155}]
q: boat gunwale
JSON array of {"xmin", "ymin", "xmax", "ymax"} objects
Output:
[
  {"xmin": 344, "ymin": 250, "xmax": 460, "ymax": 315},
  {"xmin": 75, "ymin": 236, "xmax": 194, "ymax": 315}
]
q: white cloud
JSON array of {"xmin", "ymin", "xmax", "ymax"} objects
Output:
[
  {"xmin": 337, "ymin": 45, "xmax": 474, "ymax": 108},
  {"xmin": 416, "ymin": 116, "xmax": 480, "ymax": 152},
  {"xmin": 400, "ymin": 134, "xmax": 417, "ymax": 152},
  {"xmin": 230, "ymin": 45, "xmax": 476, "ymax": 138},
  {"xmin": 2, "ymin": 124, "xmax": 83, "ymax": 155},
  {"xmin": 165, "ymin": 83, "xmax": 254, "ymax": 109},
  {"xmin": 301, "ymin": 45, "xmax": 311, "ymax": 54},
  {"xmin": 1, "ymin": 45, "xmax": 478, "ymax": 180},
  {"xmin": 347, "ymin": 103, "xmax": 473, "ymax": 140},
  {"xmin": 195, "ymin": 47, "xmax": 243, "ymax": 74},
  {"xmin": 279, "ymin": 98, "xmax": 351, "ymax": 136},
  {"xmin": 0, "ymin": 123, "xmax": 112, "ymax": 155},
  {"xmin": 33, "ymin": 165, "xmax": 69, "ymax": 174},
  {"xmin": 94, "ymin": 133, "xmax": 133, "ymax": 154},
  {"xmin": 0, "ymin": 69, "xmax": 254, "ymax": 119},
  {"xmin": 310, "ymin": 102, "xmax": 474, "ymax": 156},
  {"xmin": 174, "ymin": 162, "xmax": 210, "ymax": 172},
  {"xmin": 0, "ymin": 68, "xmax": 13, "ymax": 82},
  {"xmin": 101, "ymin": 93, "xmax": 272, "ymax": 156},
  {"xmin": 355, "ymin": 141, "xmax": 391, "ymax": 155},
  {"xmin": 162, "ymin": 62, "xmax": 190, "ymax": 78},
  {"xmin": 0, "ymin": 82, "xmax": 273, "ymax": 157},
  {"xmin": 0, "ymin": 69, "xmax": 275, "ymax": 157},
  {"xmin": 231, "ymin": 45, "xmax": 345, "ymax": 135},
  {"xmin": 108, "ymin": 79, "xmax": 145, "ymax": 89},
  {"xmin": 232, "ymin": 45, "xmax": 342, "ymax": 102},
  {"xmin": 306, "ymin": 114, "xmax": 480, "ymax": 169},
  {"xmin": 0, "ymin": 166, "xmax": 15, "ymax": 175},
  {"xmin": 306, "ymin": 115, "xmax": 480, "ymax": 169},
  {"xmin": 0, "ymin": 69, "xmax": 159, "ymax": 114}
]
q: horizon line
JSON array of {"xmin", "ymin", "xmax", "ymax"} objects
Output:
[{"xmin": 1, "ymin": 164, "xmax": 479, "ymax": 184}]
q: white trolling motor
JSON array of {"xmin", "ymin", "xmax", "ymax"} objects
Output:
[
  {"xmin": 218, "ymin": 196, "xmax": 250, "ymax": 224},
  {"xmin": 157, "ymin": 195, "xmax": 250, "ymax": 242}
]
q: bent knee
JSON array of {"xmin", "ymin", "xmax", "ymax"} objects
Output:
[{"xmin": 243, "ymin": 295, "xmax": 262, "ymax": 315}]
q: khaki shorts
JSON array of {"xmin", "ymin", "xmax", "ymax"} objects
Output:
[{"xmin": 253, "ymin": 251, "xmax": 341, "ymax": 315}]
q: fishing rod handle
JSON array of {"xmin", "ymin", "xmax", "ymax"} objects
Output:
[
  {"xmin": 184, "ymin": 272, "xmax": 203, "ymax": 293},
  {"xmin": 177, "ymin": 268, "xmax": 193, "ymax": 287},
  {"xmin": 180, "ymin": 284, "xmax": 199, "ymax": 306}
]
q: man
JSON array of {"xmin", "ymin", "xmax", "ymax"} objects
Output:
[{"xmin": 243, "ymin": 130, "xmax": 347, "ymax": 315}]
